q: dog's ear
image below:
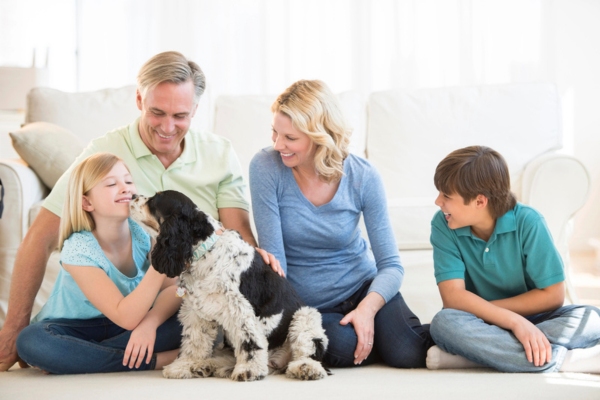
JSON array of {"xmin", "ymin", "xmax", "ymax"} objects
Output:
[
  {"xmin": 151, "ymin": 214, "xmax": 195, "ymax": 278},
  {"xmin": 180, "ymin": 202, "xmax": 215, "ymax": 243}
]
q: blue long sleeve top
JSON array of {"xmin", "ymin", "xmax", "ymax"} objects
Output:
[{"xmin": 249, "ymin": 147, "xmax": 403, "ymax": 310}]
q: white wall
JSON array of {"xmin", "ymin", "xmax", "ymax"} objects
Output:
[{"xmin": 554, "ymin": 0, "xmax": 600, "ymax": 251}]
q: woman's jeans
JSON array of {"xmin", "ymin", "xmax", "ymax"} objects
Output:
[
  {"xmin": 430, "ymin": 305, "xmax": 600, "ymax": 372},
  {"xmin": 319, "ymin": 279, "xmax": 433, "ymax": 368},
  {"xmin": 16, "ymin": 314, "xmax": 182, "ymax": 374}
]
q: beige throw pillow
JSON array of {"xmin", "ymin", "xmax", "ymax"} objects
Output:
[{"xmin": 9, "ymin": 122, "xmax": 84, "ymax": 189}]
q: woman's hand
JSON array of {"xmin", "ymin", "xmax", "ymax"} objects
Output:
[
  {"xmin": 340, "ymin": 308, "xmax": 375, "ymax": 365},
  {"xmin": 255, "ymin": 247, "xmax": 284, "ymax": 277},
  {"xmin": 339, "ymin": 292, "xmax": 385, "ymax": 365},
  {"xmin": 123, "ymin": 321, "xmax": 157, "ymax": 369}
]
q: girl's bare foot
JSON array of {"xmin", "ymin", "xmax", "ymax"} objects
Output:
[{"xmin": 154, "ymin": 349, "xmax": 179, "ymax": 370}]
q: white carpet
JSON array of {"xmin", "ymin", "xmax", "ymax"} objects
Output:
[
  {"xmin": 3, "ymin": 364, "xmax": 600, "ymax": 400},
  {"xmin": 2, "ymin": 250, "xmax": 599, "ymax": 399}
]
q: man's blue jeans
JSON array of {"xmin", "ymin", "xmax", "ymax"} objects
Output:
[
  {"xmin": 319, "ymin": 279, "xmax": 433, "ymax": 368},
  {"xmin": 430, "ymin": 305, "xmax": 600, "ymax": 372},
  {"xmin": 16, "ymin": 314, "xmax": 182, "ymax": 374}
]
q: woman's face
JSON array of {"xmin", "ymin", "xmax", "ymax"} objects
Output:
[{"xmin": 271, "ymin": 112, "xmax": 315, "ymax": 170}]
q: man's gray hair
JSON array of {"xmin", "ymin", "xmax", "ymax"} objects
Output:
[{"xmin": 137, "ymin": 51, "xmax": 206, "ymax": 103}]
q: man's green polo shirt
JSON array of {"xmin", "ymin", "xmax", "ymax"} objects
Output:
[
  {"xmin": 430, "ymin": 203, "xmax": 564, "ymax": 301},
  {"xmin": 44, "ymin": 118, "xmax": 249, "ymax": 220}
]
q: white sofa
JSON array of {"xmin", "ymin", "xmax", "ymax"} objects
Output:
[{"xmin": 0, "ymin": 82, "xmax": 590, "ymax": 329}]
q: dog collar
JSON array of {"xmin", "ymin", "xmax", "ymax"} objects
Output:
[{"xmin": 192, "ymin": 232, "xmax": 220, "ymax": 261}]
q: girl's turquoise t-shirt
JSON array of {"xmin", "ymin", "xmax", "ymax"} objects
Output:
[{"xmin": 32, "ymin": 218, "xmax": 151, "ymax": 322}]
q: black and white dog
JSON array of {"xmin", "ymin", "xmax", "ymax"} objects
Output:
[{"xmin": 129, "ymin": 190, "xmax": 329, "ymax": 381}]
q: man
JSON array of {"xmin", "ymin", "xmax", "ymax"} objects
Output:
[{"xmin": 0, "ymin": 51, "xmax": 279, "ymax": 371}]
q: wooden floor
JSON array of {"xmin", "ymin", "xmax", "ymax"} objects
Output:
[{"xmin": 570, "ymin": 250, "xmax": 600, "ymax": 307}]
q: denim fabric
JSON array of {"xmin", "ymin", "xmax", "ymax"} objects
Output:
[
  {"xmin": 16, "ymin": 314, "xmax": 181, "ymax": 374},
  {"xmin": 430, "ymin": 305, "xmax": 600, "ymax": 372},
  {"xmin": 319, "ymin": 280, "xmax": 433, "ymax": 368}
]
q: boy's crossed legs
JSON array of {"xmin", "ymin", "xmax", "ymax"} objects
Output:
[{"xmin": 427, "ymin": 305, "xmax": 600, "ymax": 373}]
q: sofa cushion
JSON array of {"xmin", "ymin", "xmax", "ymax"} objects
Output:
[
  {"xmin": 25, "ymin": 85, "xmax": 139, "ymax": 145},
  {"xmin": 368, "ymin": 82, "xmax": 562, "ymax": 250},
  {"xmin": 9, "ymin": 122, "xmax": 84, "ymax": 189}
]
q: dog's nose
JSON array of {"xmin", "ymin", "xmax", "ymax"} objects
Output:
[{"xmin": 132, "ymin": 194, "xmax": 138, "ymax": 200}]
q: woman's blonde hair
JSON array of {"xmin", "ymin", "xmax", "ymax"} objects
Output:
[
  {"xmin": 58, "ymin": 153, "xmax": 127, "ymax": 250},
  {"xmin": 272, "ymin": 80, "xmax": 351, "ymax": 182}
]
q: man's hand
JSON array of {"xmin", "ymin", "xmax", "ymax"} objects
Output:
[
  {"xmin": 511, "ymin": 317, "xmax": 552, "ymax": 367},
  {"xmin": 0, "ymin": 327, "xmax": 29, "ymax": 371},
  {"xmin": 0, "ymin": 208, "xmax": 61, "ymax": 372},
  {"xmin": 255, "ymin": 247, "xmax": 284, "ymax": 277}
]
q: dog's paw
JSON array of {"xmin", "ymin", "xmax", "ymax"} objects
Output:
[
  {"xmin": 285, "ymin": 359, "xmax": 327, "ymax": 380},
  {"xmin": 190, "ymin": 361, "xmax": 216, "ymax": 378},
  {"xmin": 163, "ymin": 360, "xmax": 199, "ymax": 379},
  {"xmin": 230, "ymin": 363, "xmax": 268, "ymax": 382}
]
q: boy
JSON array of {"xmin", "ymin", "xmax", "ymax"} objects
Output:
[{"xmin": 426, "ymin": 145, "xmax": 600, "ymax": 373}]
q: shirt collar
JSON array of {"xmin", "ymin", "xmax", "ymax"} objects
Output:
[
  {"xmin": 454, "ymin": 205, "xmax": 517, "ymax": 238},
  {"xmin": 128, "ymin": 118, "xmax": 197, "ymax": 166}
]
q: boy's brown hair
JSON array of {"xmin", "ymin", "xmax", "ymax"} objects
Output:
[{"xmin": 434, "ymin": 145, "xmax": 516, "ymax": 219}]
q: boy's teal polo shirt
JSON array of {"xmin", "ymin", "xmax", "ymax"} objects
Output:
[
  {"xmin": 44, "ymin": 118, "xmax": 249, "ymax": 220},
  {"xmin": 430, "ymin": 202, "xmax": 565, "ymax": 301}
]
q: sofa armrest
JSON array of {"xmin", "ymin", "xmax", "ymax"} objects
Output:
[
  {"xmin": 520, "ymin": 152, "xmax": 590, "ymax": 304},
  {"xmin": 0, "ymin": 158, "xmax": 49, "ymax": 234},
  {"xmin": 0, "ymin": 158, "xmax": 49, "ymax": 327},
  {"xmin": 521, "ymin": 153, "xmax": 589, "ymax": 249}
]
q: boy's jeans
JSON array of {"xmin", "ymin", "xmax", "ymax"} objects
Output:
[
  {"xmin": 430, "ymin": 304, "xmax": 600, "ymax": 372},
  {"xmin": 17, "ymin": 314, "xmax": 182, "ymax": 374}
]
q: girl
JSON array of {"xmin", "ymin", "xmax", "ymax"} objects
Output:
[
  {"xmin": 249, "ymin": 80, "xmax": 433, "ymax": 368},
  {"xmin": 16, "ymin": 153, "xmax": 181, "ymax": 374}
]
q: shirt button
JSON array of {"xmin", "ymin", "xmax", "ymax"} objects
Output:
[{"xmin": 485, "ymin": 248, "xmax": 490, "ymax": 253}]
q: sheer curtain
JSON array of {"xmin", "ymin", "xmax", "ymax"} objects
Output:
[
  {"xmin": 5, "ymin": 0, "xmax": 600, "ymax": 247},
  {"xmin": 0, "ymin": 0, "xmax": 553, "ymax": 131}
]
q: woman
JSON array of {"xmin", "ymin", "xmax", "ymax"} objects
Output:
[{"xmin": 249, "ymin": 80, "xmax": 432, "ymax": 368}]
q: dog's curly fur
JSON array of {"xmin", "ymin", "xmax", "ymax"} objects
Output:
[{"xmin": 130, "ymin": 190, "xmax": 329, "ymax": 381}]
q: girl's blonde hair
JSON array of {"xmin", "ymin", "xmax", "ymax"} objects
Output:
[
  {"xmin": 272, "ymin": 80, "xmax": 351, "ymax": 182},
  {"xmin": 58, "ymin": 153, "xmax": 127, "ymax": 250}
]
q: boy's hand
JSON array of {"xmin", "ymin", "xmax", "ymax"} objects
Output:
[
  {"xmin": 124, "ymin": 322, "xmax": 157, "ymax": 369},
  {"xmin": 511, "ymin": 317, "xmax": 552, "ymax": 367}
]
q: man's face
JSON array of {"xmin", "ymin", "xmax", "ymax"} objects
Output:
[{"xmin": 136, "ymin": 80, "xmax": 198, "ymax": 162}]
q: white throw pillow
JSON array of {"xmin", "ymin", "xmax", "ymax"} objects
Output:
[
  {"xmin": 25, "ymin": 85, "xmax": 139, "ymax": 146},
  {"xmin": 9, "ymin": 122, "xmax": 84, "ymax": 189}
]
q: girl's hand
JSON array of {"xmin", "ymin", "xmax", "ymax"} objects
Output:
[
  {"xmin": 123, "ymin": 322, "xmax": 157, "ymax": 369},
  {"xmin": 340, "ymin": 307, "xmax": 375, "ymax": 365}
]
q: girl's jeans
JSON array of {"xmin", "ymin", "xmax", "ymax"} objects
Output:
[
  {"xmin": 16, "ymin": 314, "xmax": 181, "ymax": 374},
  {"xmin": 430, "ymin": 305, "xmax": 600, "ymax": 372}
]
